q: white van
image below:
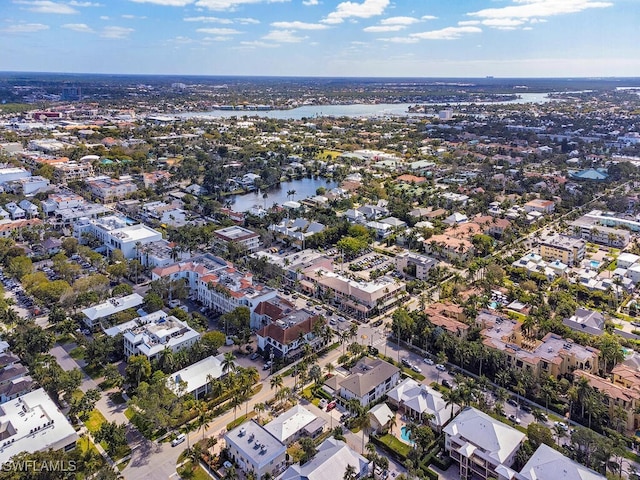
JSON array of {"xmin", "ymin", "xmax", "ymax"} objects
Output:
[{"xmin": 171, "ymin": 433, "xmax": 186, "ymax": 447}]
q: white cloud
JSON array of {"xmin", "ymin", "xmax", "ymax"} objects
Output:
[
  {"xmin": 15, "ymin": 1, "xmax": 78, "ymax": 14},
  {"xmin": 363, "ymin": 25, "xmax": 405, "ymax": 32},
  {"xmin": 411, "ymin": 26, "xmax": 482, "ymax": 40},
  {"xmin": 194, "ymin": 0, "xmax": 289, "ymax": 11},
  {"xmin": 101, "ymin": 26, "xmax": 134, "ymax": 38},
  {"xmin": 421, "ymin": 15, "xmax": 437, "ymax": 21},
  {"xmin": 235, "ymin": 17, "xmax": 260, "ymax": 24},
  {"xmin": 196, "ymin": 27, "xmax": 241, "ymax": 34},
  {"xmin": 262, "ymin": 29, "xmax": 307, "ymax": 42},
  {"xmin": 184, "ymin": 16, "xmax": 233, "ymax": 23},
  {"xmin": 468, "ymin": 0, "xmax": 613, "ymax": 20},
  {"xmin": 379, "ymin": 36, "xmax": 418, "ymax": 44},
  {"xmin": 201, "ymin": 35, "xmax": 232, "ymax": 41},
  {"xmin": 3, "ymin": 23, "xmax": 49, "ymax": 33},
  {"xmin": 62, "ymin": 23, "xmax": 94, "ymax": 32},
  {"xmin": 68, "ymin": 1, "xmax": 102, "ymax": 6},
  {"xmin": 168, "ymin": 35, "xmax": 194, "ymax": 44},
  {"xmin": 239, "ymin": 40, "xmax": 278, "ymax": 47},
  {"xmin": 481, "ymin": 18, "xmax": 525, "ymax": 28},
  {"xmin": 130, "ymin": 0, "xmax": 193, "ymax": 5},
  {"xmin": 323, "ymin": 0, "xmax": 389, "ymax": 24},
  {"xmin": 271, "ymin": 21, "xmax": 328, "ymax": 30},
  {"xmin": 99, "ymin": 15, "xmax": 109, "ymax": 19},
  {"xmin": 122, "ymin": 14, "xmax": 147, "ymax": 19},
  {"xmin": 380, "ymin": 16, "xmax": 418, "ymax": 25},
  {"xmin": 302, "ymin": 0, "xmax": 318, "ymax": 5}
]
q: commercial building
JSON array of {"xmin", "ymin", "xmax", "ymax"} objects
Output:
[
  {"xmin": 0, "ymin": 168, "xmax": 31, "ymax": 185},
  {"xmin": 0, "ymin": 389, "xmax": 79, "ymax": 465},
  {"xmin": 214, "ymin": 226, "xmax": 261, "ymax": 252},
  {"xmin": 570, "ymin": 219, "xmax": 630, "ymax": 248},
  {"xmin": 123, "ymin": 315, "xmax": 200, "ymax": 362},
  {"xmin": 279, "ymin": 438, "xmax": 369, "ymax": 480},
  {"xmin": 538, "ymin": 235, "xmax": 585, "ymax": 266},
  {"xmin": 256, "ymin": 312, "xmax": 325, "ymax": 359},
  {"xmin": 224, "ymin": 420, "xmax": 287, "ymax": 480},
  {"xmin": 325, "ymin": 357, "xmax": 400, "ymax": 407},
  {"xmin": 444, "ymin": 407, "xmax": 525, "ymax": 480},
  {"xmin": 74, "ymin": 215, "xmax": 163, "ymax": 258}
]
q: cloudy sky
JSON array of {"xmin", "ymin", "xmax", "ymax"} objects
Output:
[{"xmin": 1, "ymin": 0, "xmax": 638, "ymax": 77}]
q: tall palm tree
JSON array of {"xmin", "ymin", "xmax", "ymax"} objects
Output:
[
  {"xmin": 196, "ymin": 401, "xmax": 210, "ymax": 441},
  {"xmin": 158, "ymin": 347, "xmax": 175, "ymax": 373},
  {"xmin": 343, "ymin": 464, "xmax": 357, "ymax": 480},
  {"xmin": 222, "ymin": 352, "xmax": 237, "ymax": 376},
  {"xmin": 270, "ymin": 374, "xmax": 284, "ymax": 391}
]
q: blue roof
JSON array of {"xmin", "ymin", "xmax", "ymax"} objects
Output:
[{"xmin": 571, "ymin": 168, "xmax": 609, "ymax": 181}]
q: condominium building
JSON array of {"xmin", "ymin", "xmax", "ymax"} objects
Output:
[
  {"xmin": 538, "ymin": 234, "xmax": 585, "ymax": 266},
  {"xmin": 87, "ymin": 176, "xmax": 138, "ymax": 203},
  {"xmin": 395, "ymin": 251, "xmax": 438, "ymax": 280},
  {"xmin": 123, "ymin": 315, "xmax": 200, "ymax": 362},
  {"xmin": 151, "ymin": 254, "xmax": 276, "ymax": 318},
  {"xmin": 444, "ymin": 407, "xmax": 525, "ymax": 480},
  {"xmin": 0, "ymin": 389, "xmax": 79, "ymax": 465},
  {"xmin": 479, "ymin": 311, "xmax": 600, "ymax": 378},
  {"xmin": 325, "ymin": 357, "xmax": 400, "ymax": 407},
  {"xmin": 166, "ymin": 353, "xmax": 234, "ymax": 399},
  {"xmin": 214, "ymin": 226, "xmax": 261, "ymax": 252},
  {"xmin": 256, "ymin": 312, "xmax": 325, "ymax": 359},
  {"xmin": 81, "ymin": 293, "xmax": 144, "ymax": 329},
  {"xmin": 74, "ymin": 215, "xmax": 163, "ymax": 258}
]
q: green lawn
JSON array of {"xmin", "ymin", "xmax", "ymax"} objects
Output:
[
  {"xmin": 378, "ymin": 434, "xmax": 412, "ymax": 458},
  {"xmin": 227, "ymin": 411, "xmax": 256, "ymax": 431},
  {"xmin": 124, "ymin": 407, "xmax": 135, "ymax": 421},
  {"xmin": 177, "ymin": 461, "xmax": 211, "ymax": 480},
  {"xmin": 85, "ymin": 409, "xmax": 107, "ymax": 434},
  {"xmin": 83, "ymin": 363, "xmax": 104, "ymax": 380},
  {"xmin": 69, "ymin": 346, "xmax": 85, "ymax": 360},
  {"xmin": 77, "ymin": 436, "xmax": 100, "ymax": 456}
]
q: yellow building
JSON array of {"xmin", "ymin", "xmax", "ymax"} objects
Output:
[{"xmin": 538, "ymin": 234, "xmax": 586, "ymax": 266}]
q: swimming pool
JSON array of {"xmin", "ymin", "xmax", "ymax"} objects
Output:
[
  {"xmin": 400, "ymin": 426, "xmax": 414, "ymax": 445},
  {"xmin": 590, "ymin": 260, "xmax": 600, "ymax": 269},
  {"xmin": 489, "ymin": 301, "xmax": 498, "ymax": 309}
]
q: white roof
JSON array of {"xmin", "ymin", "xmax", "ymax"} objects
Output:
[
  {"xmin": 0, "ymin": 389, "xmax": 78, "ymax": 464},
  {"xmin": 279, "ymin": 438, "xmax": 368, "ymax": 480},
  {"xmin": 387, "ymin": 378, "xmax": 457, "ymax": 426},
  {"xmin": 167, "ymin": 354, "xmax": 229, "ymax": 396},
  {"xmin": 264, "ymin": 405, "xmax": 317, "ymax": 443},
  {"xmin": 518, "ymin": 444, "xmax": 605, "ymax": 480},
  {"xmin": 82, "ymin": 293, "xmax": 144, "ymax": 321},
  {"xmin": 443, "ymin": 407, "xmax": 525, "ymax": 464},
  {"xmin": 369, "ymin": 403, "xmax": 394, "ymax": 427}
]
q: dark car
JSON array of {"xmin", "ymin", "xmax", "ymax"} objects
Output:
[
  {"xmin": 401, "ymin": 358, "xmax": 411, "ymax": 367},
  {"xmin": 507, "ymin": 398, "xmax": 519, "ymax": 407},
  {"xmin": 372, "ymin": 320, "xmax": 383, "ymax": 327},
  {"xmin": 442, "ymin": 379, "xmax": 453, "ymax": 388},
  {"xmin": 521, "ymin": 405, "xmax": 532, "ymax": 413},
  {"xmin": 367, "ymin": 345, "xmax": 379, "ymax": 356},
  {"xmin": 250, "ymin": 352, "xmax": 260, "ymax": 360}
]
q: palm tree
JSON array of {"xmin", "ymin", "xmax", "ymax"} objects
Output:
[
  {"xmin": 343, "ymin": 464, "xmax": 357, "ymax": 480},
  {"xmin": 221, "ymin": 352, "xmax": 237, "ymax": 376},
  {"xmin": 254, "ymin": 402, "xmax": 266, "ymax": 422},
  {"xmin": 158, "ymin": 346, "xmax": 175, "ymax": 373},
  {"xmin": 270, "ymin": 374, "xmax": 284, "ymax": 391},
  {"xmin": 532, "ymin": 409, "xmax": 547, "ymax": 424},
  {"xmin": 195, "ymin": 401, "xmax": 210, "ymax": 440}
]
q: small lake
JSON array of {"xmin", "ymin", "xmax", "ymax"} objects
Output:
[
  {"xmin": 229, "ymin": 177, "xmax": 338, "ymax": 212},
  {"xmin": 177, "ymin": 92, "xmax": 552, "ymax": 121}
]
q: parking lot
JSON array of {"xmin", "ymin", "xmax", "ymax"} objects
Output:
[{"xmin": 347, "ymin": 253, "xmax": 395, "ymax": 281}]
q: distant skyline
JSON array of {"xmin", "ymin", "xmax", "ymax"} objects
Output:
[{"xmin": 1, "ymin": 0, "xmax": 638, "ymax": 78}]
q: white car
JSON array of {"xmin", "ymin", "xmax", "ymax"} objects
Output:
[
  {"xmin": 554, "ymin": 421, "xmax": 569, "ymax": 431},
  {"xmin": 435, "ymin": 364, "xmax": 446, "ymax": 372},
  {"xmin": 423, "ymin": 357, "xmax": 434, "ymax": 365},
  {"xmin": 223, "ymin": 461, "xmax": 233, "ymax": 469},
  {"xmin": 411, "ymin": 364, "xmax": 422, "ymax": 373},
  {"xmin": 508, "ymin": 414, "xmax": 521, "ymax": 425},
  {"xmin": 171, "ymin": 433, "xmax": 185, "ymax": 447}
]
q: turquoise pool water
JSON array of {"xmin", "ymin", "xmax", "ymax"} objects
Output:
[
  {"xmin": 400, "ymin": 426, "xmax": 414, "ymax": 445},
  {"xmin": 489, "ymin": 301, "xmax": 498, "ymax": 309},
  {"xmin": 590, "ymin": 260, "xmax": 600, "ymax": 269}
]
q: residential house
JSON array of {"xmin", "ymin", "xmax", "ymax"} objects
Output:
[
  {"xmin": 166, "ymin": 353, "xmax": 235, "ymax": 399},
  {"xmin": 444, "ymin": 407, "xmax": 525, "ymax": 480},
  {"xmin": 516, "ymin": 444, "xmax": 605, "ymax": 480},
  {"xmin": 368, "ymin": 403, "xmax": 395, "ymax": 434},
  {"xmin": 524, "ymin": 199, "xmax": 555, "ymax": 214},
  {"xmin": 18, "ymin": 200, "xmax": 38, "ymax": 218},
  {"xmin": 123, "ymin": 315, "xmax": 200, "ymax": 362},
  {"xmin": 4, "ymin": 202, "xmax": 25, "ymax": 220},
  {"xmin": 387, "ymin": 378, "xmax": 459, "ymax": 431},
  {"xmin": 279, "ymin": 438, "xmax": 369, "ymax": 480},
  {"xmin": 562, "ymin": 308, "xmax": 606, "ymax": 336},
  {"xmin": 256, "ymin": 313, "xmax": 326, "ymax": 359},
  {"xmin": 325, "ymin": 357, "xmax": 400, "ymax": 407}
]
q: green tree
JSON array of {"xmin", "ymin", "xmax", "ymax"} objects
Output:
[
  {"xmin": 7, "ymin": 255, "xmax": 33, "ymax": 279},
  {"xmin": 126, "ymin": 355, "xmax": 152, "ymax": 388},
  {"xmin": 94, "ymin": 421, "xmax": 127, "ymax": 456},
  {"xmin": 143, "ymin": 292, "xmax": 164, "ymax": 313}
]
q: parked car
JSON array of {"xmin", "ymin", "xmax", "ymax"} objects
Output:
[
  {"xmin": 171, "ymin": 434, "xmax": 186, "ymax": 447},
  {"xmin": 435, "ymin": 364, "xmax": 446, "ymax": 371},
  {"xmin": 326, "ymin": 401, "xmax": 337, "ymax": 412},
  {"xmin": 507, "ymin": 398, "xmax": 519, "ymax": 408},
  {"xmin": 521, "ymin": 405, "xmax": 532, "ymax": 413},
  {"xmin": 250, "ymin": 352, "xmax": 260, "ymax": 360},
  {"xmin": 263, "ymin": 361, "xmax": 272, "ymax": 370},
  {"xmin": 442, "ymin": 379, "xmax": 453, "ymax": 388},
  {"xmin": 372, "ymin": 320, "xmax": 383, "ymax": 327},
  {"xmin": 423, "ymin": 357, "xmax": 434, "ymax": 365},
  {"xmin": 223, "ymin": 461, "xmax": 233, "ymax": 469},
  {"xmin": 401, "ymin": 358, "xmax": 411, "ymax": 367},
  {"xmin": 411, "ymin": 364, "xmax": 421, "ymax": 373},
  {"xmin": 508, "ymin": 414, "xmax": 521, "ymax": 425},
  {"xmin": 554, "ymin": 421, "xmax": 569, "ymax": 431}
]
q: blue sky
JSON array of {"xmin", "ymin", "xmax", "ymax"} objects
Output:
[{"xmin": 1, "ymin": 0, "xmax": 638, "ymax": 77}]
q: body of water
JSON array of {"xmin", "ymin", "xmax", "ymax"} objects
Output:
[
  {"xmin": 228, "ymin": 177, "xmax": 337, "ymax": 212},
  {"xmin": 177, "ymin": 93, "xmax": 552, "ymax": 121},
  {"xmin": 400, "ymin": 426, "xmax": 414, "ymax": 445}
]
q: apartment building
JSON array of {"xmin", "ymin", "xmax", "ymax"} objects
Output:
[
  {"xmin": 478, "ymin": 311, "xmax": 600, "ymax": 378},
  {"xmin": 538, "ymin": 234, "xmax": 586, "ymax": 266},
  {"xmin": 570, "ymin": 219, "xmax": 630, "ymax": 248},
  {"xmin": 214, "ymin": 226, "xmax": 261, "ymax": 252},
  {"xmin": 87, "ymin": 176, "xmax": 138, "ymax": 203},
  {"xmin": 0, "ymin": 389, "xmax": 79, "ymax": 465},
  {"xmin": 256, "ymin": 312, "xmax": 325, "ymax": 359},
  {"xmin": 524, "ymin": 199, "xmax": 555, "ymax": 214},
  {"xmin": 123, "ymin": 315, "xmax": 200, "ymax": 362},
  {"xmin": 74, "ymin": 215, "xmax": 163, "ymax": 258},
  {"xmin": 395, "ymin": 251, "xmax": 438, "ymax": 280},
  {"xmin": 51, "ymin": 159, "xmax": 94, "ymax": 182},
  {"xmin": 151, "ymin": 254, "xmax": 276, "ymax": 318},
  {"xmin": 167, "ymin": 353, "xmax": 234, "ymax": 399},
  {"xmin": 444, "ymin": 407, "xmax": 525, "ymax": 480}
]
